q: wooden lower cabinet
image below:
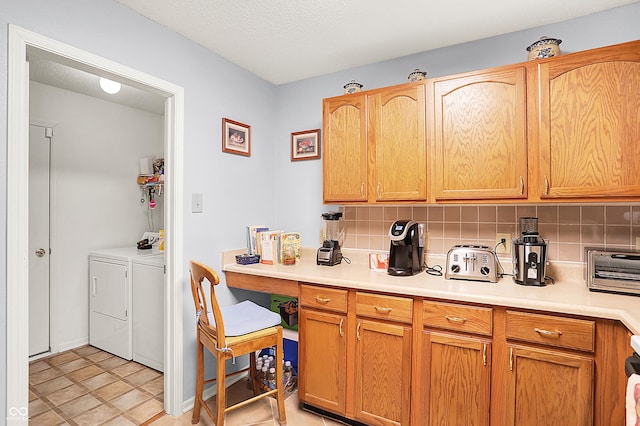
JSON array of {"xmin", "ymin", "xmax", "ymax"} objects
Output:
[
  {"xmin": 293, "ymin": 283, "xmax": 627, "ymax": 426},
  {"xmin": 422, "ymin": 331, "xmax": 491, "ymax": 426},
  {"xmin": 504, "ymin": 345, "xmax": 594, "ymax": 426},
  {"xmin": 298, "ymin": 308, "xmax": 347, "ymax": 415},
  {"xmin": 355, "ymin": 319, "xmax": 412, "ymax": 426}
]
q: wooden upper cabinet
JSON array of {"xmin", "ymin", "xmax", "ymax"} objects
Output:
[
  {"xmin": 537, "ymin": 40, "xmax": 640, "ymax": 199},
  {"xmin": 432, "ymin": 66, "xmax": 528, "ymax": 200},
  {"xmin": 322, "ymin": 94, "xmax": 368, "ymax": 203},
  {"xmin": 369, "ymin": 83, "xmax": 427, "ymax": 202}
]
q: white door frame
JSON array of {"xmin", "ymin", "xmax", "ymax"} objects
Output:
[{"xmin": 7, "ymin": 24, "xmax": 185, "ymax": 422}]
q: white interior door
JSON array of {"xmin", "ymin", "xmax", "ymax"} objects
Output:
[{"xmin": 29, "ymin": 124, "xmax": 52, "ymax": 357}]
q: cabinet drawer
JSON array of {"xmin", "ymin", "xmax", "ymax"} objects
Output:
[
  {"xmin": 505, "ymin": 310, "xmax": 595, "ymax": 352},
  {"xmin": 423, "ymin": 300, "xmax": 493, "ymax": 336},
  {"xmin": 300, "ymin": 284, "xmax": 348, "ymax": 313},
  {"xmin": 355, "ymin": 292, "xmax": 413, "ymax": 324}
]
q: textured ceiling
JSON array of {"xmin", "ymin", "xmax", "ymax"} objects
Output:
[
  {"xmin": 114, "ymin": 0, "xmax": 637, "ymax": 85},
  {"xmin": 28, "ymin": 0, "xmax": 636, "ymax": 113}
]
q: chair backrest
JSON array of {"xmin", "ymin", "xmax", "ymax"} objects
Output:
[{"xmin": 189, "ymin": 260, "xmax": 226, "ymax": 347}]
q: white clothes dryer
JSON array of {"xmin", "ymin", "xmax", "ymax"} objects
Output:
[{"xmin": 89, "ymin": 247, "xmax": 162, "ymax": 360}]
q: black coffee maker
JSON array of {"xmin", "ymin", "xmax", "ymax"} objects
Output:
[{"xmin": 388, "ymin": 220, "xmax": 423, "ymax": 276}]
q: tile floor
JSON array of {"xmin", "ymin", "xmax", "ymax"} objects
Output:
[
  {"xmin": 30, "ymin": 346, "xmax": 345, "ymax": 425},
  {"xmin": 29, "ymin": 345, "xmax": 164, "ymax": 425},
  {"xmin": 151, "ymin": 378, "xmax": 346, "ymax": 426}
]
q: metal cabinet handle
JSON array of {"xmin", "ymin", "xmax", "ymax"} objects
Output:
[
  {"xmin": 445, "ymin": 315, "xmax": 467, "ymax": 323},
  {"xmin": 315, "ymin": 296, "xmax": 331, "ymax": 304},
  {"xmin": 339, "ymin": 318, "xmax": 344, "ymax": 337},
  {"xmin": 544, "ymin": 176, "xmax": 549, "ymax": 196},
  {"xmin": 360, "ymin": 183, "xmax": 365, "ymax": 198},
  {"xmin": 483, "ymin": 343, "xmax": 487, "ymax": 367},
  {"xmin": 35, "ymin": 248, "xmax": 46, "ymax": 257},
  {"xmin": 357, "ymin": 322, "xmax": 361, "ymax": 341},
  {"xmin": 374, "ymin": 306, "xmax": 392, "ymax": 313},
  {"xmin": 519, "ymin": 176, "xmax": 524, "ymax": 195},
  {"xmin": 509, "ymin": 347, "xmax": 513, "ymax": 371},
  {"xmin": 534, "ymin": 327, "xmax": 562, "ymax": 337},
  {"xmin": 377, "ymin": 182, "xmax": 381, "ymax": 198}
]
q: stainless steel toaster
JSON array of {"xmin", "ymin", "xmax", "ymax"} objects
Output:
[
  {"xmin": 586, "ymin": 247, "xmax": 640, "ymax": 296},
  {"xmin": 445, "ymin": 245, "xmax": 498, "ymax": 283}
]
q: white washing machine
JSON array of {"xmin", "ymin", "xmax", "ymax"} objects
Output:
[
  {"xmin": 132, "ymin": 254, "xmax": 165, "ymax": 371},
  {"xmin": 89, "ymin": 247, "xmax": 163, "ymax": 360}
]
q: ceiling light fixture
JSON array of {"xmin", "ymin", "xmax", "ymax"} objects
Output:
[{"xmin": 99, "ymin": 77, "xmax": 121, "ymax": 94}]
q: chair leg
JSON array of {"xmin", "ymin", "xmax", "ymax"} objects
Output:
[
  {"xmin": 216, "ymin": 353, "xmax": 226, "ymax": 426},
  {"xmin": 275, "ymin": 328, "xmax": 287, "ymax": 425},
  {"xmin": 250, "ymin": 351, "xmax": 261, "ymax": 396},
  {"xmin": 192, "ymin": 336, "xmax": 204, "ymax": 424}
]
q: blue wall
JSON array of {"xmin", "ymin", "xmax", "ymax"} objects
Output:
[{"xmin": 1, "ymin": 0, "xmax": 639, "ymax": 418}]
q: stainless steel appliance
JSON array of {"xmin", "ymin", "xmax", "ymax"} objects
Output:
[
  {"xmin": 388, "ymin": 220, "xmax": 423, "ymax": 276},
  {"xmin": 317, "ymin": 211, "xmax": 344, "ymax": 266},
  {"xmin": 586, "ymin": 247, "xmax": 640, "ymax": 296},
  {"xmin": 445, "ymin": 245, "xmax": 498, "ymax": 282},
  {"xmin": 513, "ymin": 217, "xmax": 548, "ymax": 286}
]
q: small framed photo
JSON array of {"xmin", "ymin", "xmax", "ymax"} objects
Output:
[
  {"xmin": 222, "ymin": 118, "xmax": 251, "ymax": 156},
  {"xmin": 291, "ymin": 129, "xmax": 321, "ymax": 161}
]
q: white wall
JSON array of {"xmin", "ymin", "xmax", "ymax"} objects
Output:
[{"xmin": 30, "ymin": 81, "xmax": 164, "ymax": 353}]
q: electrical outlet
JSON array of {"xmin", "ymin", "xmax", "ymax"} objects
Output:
[
  {"xmin": 496, "ymin": 233, "xmax": 511, "ymax": 254},
  {"xmin": 636, "ymin": 237, "xmax": 640, "ymax": 249}
]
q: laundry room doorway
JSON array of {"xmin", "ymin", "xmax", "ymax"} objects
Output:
[{"xmin": 7, "ymin": 25, "xmax": 185, "ymax": 419}]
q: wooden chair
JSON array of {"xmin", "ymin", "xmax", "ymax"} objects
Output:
[{"xmin": 189, "ymin": 260, "xmax": 287, "ymax": 425}]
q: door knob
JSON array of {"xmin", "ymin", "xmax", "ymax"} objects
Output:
[{"xmin": 35, "ymin": 248, "xmax": 46, "ymax": 257}]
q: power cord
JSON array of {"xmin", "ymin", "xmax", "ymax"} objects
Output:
[
  {"xmin": 423, "ymin": 262, "xmax": 443, "ymax": 276},
  {"xmin": 493, "ymin": 240, "xmax": 514, "ymax": 278}
]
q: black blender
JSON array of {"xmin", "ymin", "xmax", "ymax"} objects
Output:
[
  {"xmin": 317, "ymin": 212, "xmax": 344, "ymax": 266},
  {"xmin": 513, "ymin": 217, "xmax": 548, "ymax": 286}
]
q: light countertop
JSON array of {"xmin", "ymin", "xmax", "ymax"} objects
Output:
[{"xmin": 222, "ymin": 248, "xmax": 640, "ymax": 335}]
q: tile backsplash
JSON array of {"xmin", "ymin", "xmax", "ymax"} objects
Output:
[{"xmin": 341, "ymin": 204, "xmax": 640, "ymax": 263}]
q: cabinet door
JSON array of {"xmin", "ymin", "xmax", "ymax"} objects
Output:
[
  {"xmin": 369, "ymin": 83, "xmax": 427, "ymax": 201},
  {"xmin": 423, "ymin": 331, "xmax": 491, "ymax": 426},
  {"xmin": 355, "ymin": 319, "xmax": 411, "ymax": 426},
  {"xmin": 538, "ymin": 41, "xmax": 640, "ymax": 198},
  {"xmin": 433, "ymin": 67, "xmax": 527, "ymax": 200},
  {"xmin": 322, "ymin": 95, "xmax": 368, "ymax": 203},
  {"xmin": 505, "ymin": 345, "xmax": 594, "ymax": 426},
  {"xmin": 298, "ymin": 309, "xmax": 347, "ymax": 415}
]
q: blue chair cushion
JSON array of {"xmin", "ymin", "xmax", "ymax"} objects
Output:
[{"xmin": 210, "ymin": 300, "xmax": 282, "ymax": 337}]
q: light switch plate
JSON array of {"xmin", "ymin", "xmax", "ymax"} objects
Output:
[{"xmin": 192, "ymin": 193, "xmax": 203, "ymax": 213}]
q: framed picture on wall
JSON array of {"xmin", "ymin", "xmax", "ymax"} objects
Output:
[
  {"xmin": 222, "ymin": 118, "xmax": 251, "ymax": 156},
  {"xmin": 291, "ymin": 129, "xmax": 321, "ymax": 161}
]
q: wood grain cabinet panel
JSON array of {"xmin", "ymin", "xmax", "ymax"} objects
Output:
[
  {"xmin": 369, "ymin": 83, "xmax": 427, "ymax": 201},
  {"xmin": 356, "ymin": 292, "xmax": 413, "ymax": 324},
  {"xmin": 505, "ymin": 345, "xmax": 594, "ymax": 426},
  {"xmin": 423, "ymin": 300, "xmax": 493, "ymax": 336},
  {"xmin": 422, "ymin": 332, "xmax": 491, "ymax": 426},
  {"xmin": 298, "ymin": 308, "xmax": 347, "ymax": 415},
  {"xmin": 322, "ymin": 82, "xmax": 427, "ymax": 203},
  {"xmin": 355, "ymin": 319, "xmax": 412, "ymax": 426},
  {"xmin": 300, "ymin": 284, "xmax": 348, "ymax": 313},
  {"xmin": 505, "ymin": 310, "xmax": 595, "ymax": 353},
  {"xmin": 432, "ymin": 66, "xmax": 528, "ymax": 200},
  {"xmin": 537, "ymin": 40, "xmax": 640, "ymax": 199},
  {"xmin": 322, "ymin": 94, "xmax": 368, "ymax": 202}
]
